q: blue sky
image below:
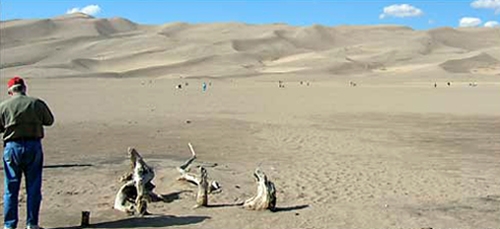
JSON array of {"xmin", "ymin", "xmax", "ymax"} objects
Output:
[{"xmin": 1, "ymin": 1, "xmax": 499, "ymax": 29}]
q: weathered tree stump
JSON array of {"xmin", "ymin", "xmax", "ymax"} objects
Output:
[
  {"xmin": 194, "ymin": 166, "xmax": 209, "ymax": 208},
  {"xmin": 114, "ymin": 147, "xmax": 158, "ymax": 216},
  {"xmin": 243, "ymin": 168, "xmax": 276, "ymax": 211}
]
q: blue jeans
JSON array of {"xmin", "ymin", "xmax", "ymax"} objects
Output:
[{"xmin": 3, "ymin": 140, "xmax": 43, "ymax": 228}]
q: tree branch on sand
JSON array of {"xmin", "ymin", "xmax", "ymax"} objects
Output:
[{"xmin": 177, "ymin": 143, "xmax": 221, "ymax": 194}]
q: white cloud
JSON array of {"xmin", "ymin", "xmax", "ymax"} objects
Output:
[
  {"xmin": 471, "ymin": 0, "xmax": 500, "ymax": 13},
  {"xmin": 459, "ymin": 17, "xmax": 483, "ymax": 27},
  {"xmin": 66, "ymin": 4, "xmax": 101, "ymax": 16},
  {"xmin": 428, "ymin": 19, "xmax": 435, "ymax": 24},
  {"xmin": 66, "ymin": 8, "xmax": 80, "ymax": 14},
  {"xmin": 484, "ymin": 20, "xmax": 500, "ymax": 27},
  {"xmin": 379, "ymin": 4, "xmax": 424, "ymax": 19}
]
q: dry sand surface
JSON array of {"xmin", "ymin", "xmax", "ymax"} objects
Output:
[{"xmin": 0, "ymin": 13, "xmax": 500, "ymax": 229}]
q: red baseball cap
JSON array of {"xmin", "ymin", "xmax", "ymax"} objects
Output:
[{"xmin": 7, "ymin": 76, "xmax": 25, "ymax": 90}]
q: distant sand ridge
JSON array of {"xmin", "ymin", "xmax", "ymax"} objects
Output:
[{"xmin": 1, "ymin": 13, "xmax": 500, "ymax": 79}]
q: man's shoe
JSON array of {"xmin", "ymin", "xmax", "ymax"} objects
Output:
[
  {"xmin": 4, "ymin": 227, "xmax": 16, "ymax": 229},
  {"xmin": 26, "ymin": 226, "xmax": 39, "ymax": 229}
]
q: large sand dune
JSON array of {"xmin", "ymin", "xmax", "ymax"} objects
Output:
[
  {"xmin": 0, "ymin": 14, "xmax": 500, "ymax": 229},
  {"xmin": 2, "ymin": 13, "xmax": 499, "ymax": 78}
]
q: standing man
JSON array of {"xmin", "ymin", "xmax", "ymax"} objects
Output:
[{"xmin": 0, "ymin": 76, "xmax": 54, "ymax": 229}]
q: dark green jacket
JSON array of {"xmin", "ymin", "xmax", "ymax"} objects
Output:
[{"xmin": 0, "ymin": 93, "xmax": 54, "ymax": 142}]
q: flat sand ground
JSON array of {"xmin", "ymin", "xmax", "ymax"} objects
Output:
[{"xmin": 0, "ymin": 76, "xmax": 499, "ymax": 229}]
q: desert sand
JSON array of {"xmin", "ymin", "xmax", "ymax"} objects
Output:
[{"xmin": 0, "ymin": 13, "xmax": 499, "ymax": 229}]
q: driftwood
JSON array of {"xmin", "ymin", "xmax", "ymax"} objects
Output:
[
  {"xmin": 194, "ymin": 166, "xmax": 209, "ymax": 208},
  {"xmin": 114, "ymin": 147, "xmax": 158, "ymax": 216},
  {"xmin": 243, "ymin": 168, "xmax": 276, "ymax": 211},
  {"xmin": 177, "ymin": 143, "xmax": 221, "ymax": 193}
]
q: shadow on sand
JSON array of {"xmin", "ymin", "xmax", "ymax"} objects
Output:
[
  {"xmin": 43, "ymin": 164, "xmax": 93, "ymax": 169},
  {"xmin": 50, "ymin": 215, "xmax": 210, "ymax": 229},
  {"xmin": 206, "ymin": 202, "xmax": 244, "ymax": 208},
  {"xmin": 152, "ymin": 190, "xmax": 192, "ymax": 203},
  {"xmin": 0, "ymin": 164, "xmax": 93, "ymax": 170},
  {"xmin": 206, "ymin": 203, "xmax": 309, "ymax": 211},
  {"xmin": 272, "ymin": 204, "xmax": 310, "ymax": 212}
]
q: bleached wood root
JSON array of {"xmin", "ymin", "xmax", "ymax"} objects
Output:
[
  {"xmin": 194, "ymin": 166, "xmax": 209, "ymax": 208},
  {"xmin": 177, "ymin": 143, "xmax": 221, "ymax": 193},
  {"xmin": 243, "ymin": 168, "xmax": 277, "ymax": 211},
  {"xmin": 114, "ymin": 147, "xmax": 156, "ymax": 216},
  {"xmin": 113, "ymin": 180, "xmax": 136, "ymax": 215}
]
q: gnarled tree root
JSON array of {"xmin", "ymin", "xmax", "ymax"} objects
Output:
[
  {"xmin": 243, "ymin": 168, "xmax": 276, "ymax": 211},
  {"xmin": 114, "ymin": 147, "xmax": 158, "ymax": 216}
]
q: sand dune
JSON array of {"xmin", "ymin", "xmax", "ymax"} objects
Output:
[
  {"xmin": 427, "ymin": 27, "xmax": 500, "ymax": 51},
  {"xmin": 2, "ymin": 14, "xmax": 499, "ymax": 79},
  {"xmin": 439, "ymin": 52, "xmax": 500, "ymax": 73},
  {"xmin": 1, "ymin": 14, "xmax": 500, "ymax": 229},
  {"xmin": 1, "ymin": 13, "xmax": 138, "ymax": 46}
]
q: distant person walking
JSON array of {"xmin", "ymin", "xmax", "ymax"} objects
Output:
[
  {"xmin": 0, "ymin": 76, "xmax": 54, "ymax": 229},
  {"xmin": 202, "ymin": 82, "xmax": 207, "ymax": 92}
]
